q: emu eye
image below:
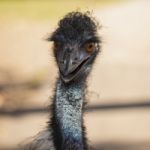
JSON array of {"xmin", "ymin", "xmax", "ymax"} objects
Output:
[
  {"xmin": 54, "ymin": 42, "xmax": 60, "ymax": 49},
  {"xmin": 85, "ymin": 43, "xmax": 95, "ymax": 53}
]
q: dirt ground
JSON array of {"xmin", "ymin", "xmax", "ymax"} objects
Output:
[{"xmin": 0, "ymin": 0, "xmax": 150, "ymax": 149}]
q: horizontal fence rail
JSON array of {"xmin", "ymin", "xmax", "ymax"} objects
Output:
[{"xmin": 0, "ymin": 100, "xmax": 150, "ymax": 117}]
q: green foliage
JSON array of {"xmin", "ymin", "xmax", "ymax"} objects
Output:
[{"xmin": 0, "ymin": 0, "xmax": 121, "ymax": 21}]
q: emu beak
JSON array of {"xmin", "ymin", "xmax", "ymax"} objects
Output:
[{"xmin": 59, "ymin": 52, "xmax": 90, "ymax": 83}]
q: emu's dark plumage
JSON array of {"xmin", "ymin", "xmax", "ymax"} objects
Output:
[
  {"xmin": 23, "ymin": 11, "xmax": 101, "ymax": 150},
  {"xmin": 49, "ymin": 12, "xmax": 100, "ymax": 42},
  {"xmin": 49, "ymin": 12, "xmax": 100, "ymax": 83}
]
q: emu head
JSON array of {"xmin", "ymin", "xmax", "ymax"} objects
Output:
[{"xmin": 49, "ymin": 11, "xmax": 101, "ymax": 83}]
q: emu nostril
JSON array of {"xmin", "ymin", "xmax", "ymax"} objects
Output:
[
  {"xmin": 74, "ymin": 57, "xmax": 78, "ymax": 61},
  {"xmin": 72, "ymin": 57, "xmax": 78, "ymax": 65}
]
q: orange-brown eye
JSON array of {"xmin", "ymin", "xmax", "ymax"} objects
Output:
[
  {"xmin": 85, "ymin": 43, "xmax": 95, "ymax": 53},
  {"xmin": 54, "ymin": 42, "xmax": 60, "ymax": 49}
]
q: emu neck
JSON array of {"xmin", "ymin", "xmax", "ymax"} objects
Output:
[{"xmin": 54, "ymin": 78, "xmax": 86, "ymax": 150}]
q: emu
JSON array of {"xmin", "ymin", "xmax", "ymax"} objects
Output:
[{"xmin": 23, "ymin": 11, "xmax": 101, "ymax": 150}]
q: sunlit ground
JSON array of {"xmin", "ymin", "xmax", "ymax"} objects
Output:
[{"xmin": 0, "ymin": 0, "xmax": 150, "ymax": 149}]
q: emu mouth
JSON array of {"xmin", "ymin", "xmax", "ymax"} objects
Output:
[{"xmin": 60, "ymin": 57, "xmax": 89, "ymax": 83}]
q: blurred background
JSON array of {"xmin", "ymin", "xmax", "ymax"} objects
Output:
[{"xmin": 0, "ymin": 0, "xmax": 150, "ymax": 150}]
